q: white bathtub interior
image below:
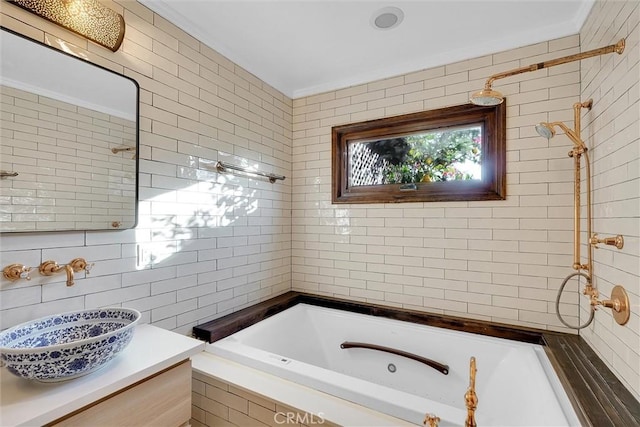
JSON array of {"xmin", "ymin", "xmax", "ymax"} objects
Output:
[{"xmin": 206, "ymin": 304, "xmax": 580, "ymax": 427}]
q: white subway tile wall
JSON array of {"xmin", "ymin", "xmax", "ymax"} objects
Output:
[
  {"xmin": 0, "ymin": 1, "xmax": 292, "ymax": 335},
  {"xmin": 292, "ymin": 36, "xmax": 583, "ymax": 330},
  {"xmin": 579, "ymin": 0, "xmax": 640, "ymax": 400},
  {"xmin": 0, "ymin": 0, "xmax": 637, "ymax": 403},
  {"xmin": 1, "ymin": 85, "xmax": 137, "ymax": 231},
  {"xmin": 291, "ymin": 1, "xmax": 639, "ymax": 401}
]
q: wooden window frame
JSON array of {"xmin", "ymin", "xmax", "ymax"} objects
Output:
[{"xmin": 331, "ymin": 102, "xmax": 506, "ymax": 204}]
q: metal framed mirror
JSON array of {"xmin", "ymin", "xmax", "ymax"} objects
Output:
[{"xmin": 0, "ymin": 27, "xmax": 139, "ymax": 232}]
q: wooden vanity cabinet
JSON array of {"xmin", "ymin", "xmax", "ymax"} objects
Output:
[{"xmin": 48, "ymin": 360, "xmax": 192, "ymax": 427}]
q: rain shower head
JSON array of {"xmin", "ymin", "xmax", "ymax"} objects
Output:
[
  {"xmin": 470, "ymin": 39, "xmax": 625, "ymax": 107},
  {"xmin": 535, "ymin": 123, "xmax": 555, "ymax": 139},
  {"xmin": 469, "ymin": 86, "xmax": 504, "ymax": 106}
]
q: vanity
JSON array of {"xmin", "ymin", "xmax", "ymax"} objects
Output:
[{"xmin": 0, "ymin": 324, "xmax": 204, "ymax": 426}]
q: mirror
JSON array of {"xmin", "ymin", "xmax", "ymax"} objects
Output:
[{"xmin": 0, "ymin": 27, "xmax": 139, "ymax": 232}]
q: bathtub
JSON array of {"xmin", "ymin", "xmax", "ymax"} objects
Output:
[{"xmin": 205, "ymin": 304, "xmax": 580, "ymax": 426}]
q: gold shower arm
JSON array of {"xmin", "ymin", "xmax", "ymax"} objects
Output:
[{"xmin": 484, "ymin": 39, "xmax": 625, "ymax": 89}]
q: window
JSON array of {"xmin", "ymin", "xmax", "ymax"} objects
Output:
[{"xmin": 331, "ymin": 102, "xmax": 506, "ymax": 203}]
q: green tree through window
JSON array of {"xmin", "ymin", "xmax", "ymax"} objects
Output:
[{"xmin": 378, "ymin": 126, "xmax": 482, "ymax": 185}]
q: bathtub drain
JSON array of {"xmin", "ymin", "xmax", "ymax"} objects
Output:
[{"xmin": 387, "ymin": 363, "xmax": 396, "ymax": 373}]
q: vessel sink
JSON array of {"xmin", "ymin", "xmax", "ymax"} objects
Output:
[{"xmin": 0, "ymin": 308, "xmax": 140, "ymax": 382}]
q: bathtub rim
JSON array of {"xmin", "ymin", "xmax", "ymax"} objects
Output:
[
  {"xmin": 193, "ymin": 291, "xmax": 640, "ymax": 427},
  {"xmin": 207, "ymin": 303, "xmax": 578, "ymax": 426}
]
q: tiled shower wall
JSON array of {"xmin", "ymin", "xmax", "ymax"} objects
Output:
[
  {"xmin": 292, "ymin": 36, "xmax": 583, "ymax": 330},
  {"xmin": 1, "ymin": 85, "xmax": 137, "ymax": 231},
  {"xmin": 579, "ymin": 0, "xmax": 639, "ymax": 400},
  {"xmin": 290, "ymin": 2, "xmax": 638, "ymax": 400},
  {"xmin": 0, "ymin": 0, "xmax": 292, "ymax": 334}
]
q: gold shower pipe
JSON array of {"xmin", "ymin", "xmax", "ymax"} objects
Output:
[
  {"xmin": 544, "ymin": 100, "xmax": 630, "ymax": 328},
  {"xmin": 485, "ymin": 39, "xmax": 624, "ymax": 87},
  {"xmin": 569, "ymin": 100, "xmax": 592, "ymax": 275},
  {"xmin": 471, "ymin": 39, "xmax": 625, "ymax": 105}
]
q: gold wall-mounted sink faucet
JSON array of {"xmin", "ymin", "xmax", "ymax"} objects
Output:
[{"xmin": 39, "ymin": 258, "xmax": 91, "ymax": 286}]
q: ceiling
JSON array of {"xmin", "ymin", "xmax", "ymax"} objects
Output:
[{"xmin": 140, "ymin": 0, "xmax": 595, "ymax": 99}]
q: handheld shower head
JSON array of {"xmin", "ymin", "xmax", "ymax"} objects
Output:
[
  {"xmin": 535, "ymin": 120, "xmax": 586, "ymax": 149},
  {"xmin": 535, "ymin": 123, "xmax": 555, "ymax": 139}
]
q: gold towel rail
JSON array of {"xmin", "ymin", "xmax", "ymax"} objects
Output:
[
  {"xmin": 213, "ymin": 161, "xmax": 285, "ymax": 183},
  {"xmin": 111, "ymin": 146, "xmax": 135, "ymax": 154}
]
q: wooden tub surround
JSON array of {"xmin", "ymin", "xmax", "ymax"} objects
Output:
[{"xmin": 194, "ymin": 291, "xmax": 640, "ymax": 427}]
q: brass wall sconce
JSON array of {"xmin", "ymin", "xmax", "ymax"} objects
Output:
[
  {"xmin": 470, "ymin": 39, "xmax": 625, "ymax": 106},
  {"xmin": 7, "ymin": 0, "xmax": 125, "ymax": 52}
]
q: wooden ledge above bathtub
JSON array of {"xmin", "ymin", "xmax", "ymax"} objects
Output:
[
  {"xmin": 193, "ymin": 291, "xmax": 640, "ymax": 427},
  {"xmin": 193, "ymin": 291, "xmax": 548, "ymax": 344}
]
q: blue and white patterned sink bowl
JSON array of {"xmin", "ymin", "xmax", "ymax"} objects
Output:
[{"xmin": 0, "ymin": 308, "xmax": 140, "ymax": 382}]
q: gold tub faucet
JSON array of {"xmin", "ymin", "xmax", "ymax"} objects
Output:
[
  {"xmin": 423, "ymin": 357, "xmax": 478, "ymax": 427},
  {"xmin": 465, "ymin": 356, "xmax": 478, "ymax": 427},
  {"xmin": 423, "ymin": 413, "xmax": 440, "ymax": 427}
]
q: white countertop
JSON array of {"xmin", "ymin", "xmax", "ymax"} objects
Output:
[{"xmin": 0, "ymin": 324, "xmax": 205, "ymax": 426}]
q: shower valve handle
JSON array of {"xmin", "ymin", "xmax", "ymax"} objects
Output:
[{"xmin": 590, "ymin": 234, "xmax": 624, "ymax": 249}]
